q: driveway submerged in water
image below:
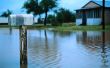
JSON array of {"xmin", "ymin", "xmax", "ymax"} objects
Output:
[{"xmin": 0, "ymin": 28, "xmax": 110, "ymax": 68}]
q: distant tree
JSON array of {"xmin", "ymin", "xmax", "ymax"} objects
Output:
[
  {"xmin": 40, "ymin": 0, "xmax": 58, "ymax": 26},
  {"xmin": 53, "ymin": 9, "xmax": 58, "ymax": 17},
  {"xmin": 72, "ymin": 13, "xmax": 76, "ymax": 22},
  {"xmin": 23, "ymin": 0, "xmax": 44, "ymax": 24},
  {"xmin": 56, "ymin": 8, "xmax": 64, "ymax": 23},
  {"xmin": 1, "ymin": 10, "xmax": 12, "ymax": 17},
  {"xmin": 47, "ymin": 14, "xmax": 55, "ymax": 23},
  {"xmin": 36, "ymin": 5, "xmax": 44, "ymax": 23},
  {"xmin": 56, "ymin": 8, "xmax": 75, "ymax": 23},
  {"xmin": 23, "ymin": 0, "xmax": 43, "ymax": 17}
]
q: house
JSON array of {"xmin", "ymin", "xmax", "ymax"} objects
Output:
[
  {"xmin": 0, "ymin": 17, "xmax": 8, "ymax": 25},
  {"xmin": 76, "ymin": 0, "xmax": 110, "ymax": 25}
]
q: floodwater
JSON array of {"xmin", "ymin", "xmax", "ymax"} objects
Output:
[{"xmin": 0, "ymin": 28, "xmax": 110, "ymax": 68}]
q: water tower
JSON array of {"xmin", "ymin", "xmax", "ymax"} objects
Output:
[{"xmin": 9, "ymin": 14, "xmax": 34, "ymax": 67}]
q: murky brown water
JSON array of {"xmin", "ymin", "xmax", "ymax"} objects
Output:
[{"xmin": 0, "ymin": 28, "xmax": 110, "ymax": 68}]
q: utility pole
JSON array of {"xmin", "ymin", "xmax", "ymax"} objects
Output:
[{"xmin": 102, "ymin": 0, "xmax": 105, "ymax": 30}]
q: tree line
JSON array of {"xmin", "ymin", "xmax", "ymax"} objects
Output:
[
  {"xmin": 23, "ymin": 0, "xmax": 58, "ymax": 26},
  {"xmin": 0, "ymin": 0, "xmax": 76, "ymax": 26},
  {"xmin": 47, "ymin": 8, "xmax": 75, "ymax": 26}
]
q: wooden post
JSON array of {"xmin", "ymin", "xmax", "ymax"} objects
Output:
[
  {"xmin": 102, "ymin": 0, "xmax": 105, "ymax": 30},
  {"xmin": 19, "ymin": 25, "xmax": 27, "ymax": 68}
]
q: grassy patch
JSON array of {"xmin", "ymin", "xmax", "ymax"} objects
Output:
[
  {"xmin": 0, "ymin": 25, "xmax": 10, "ymax": 28},
  {"xmin": 52, "ymin": 26, "xmax": 102, "ymax": 31},
  {"xmin": 0, "ymin": 23, "xmax": 110, "ymax": 31}
]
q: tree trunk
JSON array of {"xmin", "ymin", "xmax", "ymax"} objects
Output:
[
  {"xmin": 38, "ymin": 14, "xmax": 41, "ymax": 23},
  {"xmin": 44, "ymin": 11, "xmax": 48, "ymax": 26}
]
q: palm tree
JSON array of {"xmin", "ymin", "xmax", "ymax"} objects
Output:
[
  {"xmin": 1, "ymin": 9, "xmax": 12, "ymax": 17},
  {"xmin": 40, "ymin": 0, "xmax": 58, "ymax": 26}
]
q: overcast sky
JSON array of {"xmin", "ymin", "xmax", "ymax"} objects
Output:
[{"xmin": 0, "ymin": 0, "xmax": 90, "ymax": 14}]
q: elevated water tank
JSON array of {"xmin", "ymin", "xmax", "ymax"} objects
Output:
[{"xmin": 9, "ymin": 14, "xmax": 33, "ymax": 26}]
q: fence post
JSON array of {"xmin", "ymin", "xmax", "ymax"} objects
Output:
[{"xmin": 19, "ymin": 25, "xmax": 27, "ymax": 68}]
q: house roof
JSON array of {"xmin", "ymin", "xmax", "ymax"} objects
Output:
[
  {"xmin": 76, "ymin": 0, "xmax": 110, "ymax": 11},
  {"xmin": 93, "ymin": 0, "xmax": 110, "ymax": 7}
]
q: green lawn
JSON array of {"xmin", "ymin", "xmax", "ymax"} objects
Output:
[
  {"xmin": 28, "ymin": 23, "xmax": 110, "ymax": 31},
  {"xmin": 0, "ymin": 23, "xmax": 110, "ymax": 31}
]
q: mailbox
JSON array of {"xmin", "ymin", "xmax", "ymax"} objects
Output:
[{"xmin": 9, "ymin": 14, "xmax": 33, "ymax": 26}]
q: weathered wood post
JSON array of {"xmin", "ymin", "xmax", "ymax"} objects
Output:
[
  {"xmin": 20, "ymin": 25, "xmax": 27, "ymax": 65},
  {"xmin": 19, "ymin": 25, "xmax": 27, "ymax": 68}
]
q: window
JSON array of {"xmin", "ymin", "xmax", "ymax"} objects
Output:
[
  {"xmin": 94, "ymin": 9, "xmax": 100, "ymax": 18},
  {"xmin": 87, "ymin": 10, "xmax": 94, "ymax": 18},
  {"xmin": 87, "ymin": 9, "xmax": 100, "ymax": 18},
  {"xmin": 76, "ymin": 11, "xmax": 82, "ymax": 19}
]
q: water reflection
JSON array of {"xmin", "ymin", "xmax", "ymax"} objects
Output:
[
  {"xmin": 28, "ymin": 30, "xmax": 61, "ymax": 68},
  {"xmin": 101, "ymin": 32, "xmax": 108, "ymax": 68},
  {"xmin": 0, "ymin": 28, "xmax": 110, "ymax": 68},
  {"xmin": 76, "ymin": 31, "xmax": 110, "ymax": 68},
  {"xmin": 0, "ymin": 28, "xmax": 19, "ymax": 68},
  {"xmin": 9, "ymin": 26, "xmax": 12, "ymax": 34},
  {"xmin": 50, "ymin": 31, "xmax": 73, "ymax": 37},
  {"xmin": 27, "ymin": 30, "xmax": 110, "ymax": 68},
  {"xmin": 44, "ymin": 30, "xmax": 48, "ymax": 48},
  {"xmin": 20, "ymin": 64, "xmax": 27, "ymax": 68},
  {"xmin": 76, "ymin": 31, "xmax": 110, "ymax": 51}
]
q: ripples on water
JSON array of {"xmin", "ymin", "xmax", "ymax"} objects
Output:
[{"xmin": 0, "ymin": 28, "xmax": 110, "ymax": 68}]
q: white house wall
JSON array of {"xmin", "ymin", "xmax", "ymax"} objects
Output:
[
  {"xmin": 0, "ymin": 17, "xmax": 8, "ymax": 23},
  {"xmin": 87, "ymin": 18, "xmax": 101, "ymax": 25},
  {"xmin": 76, "ymin": 19, "xmax": 82, "ymax": 25}
]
